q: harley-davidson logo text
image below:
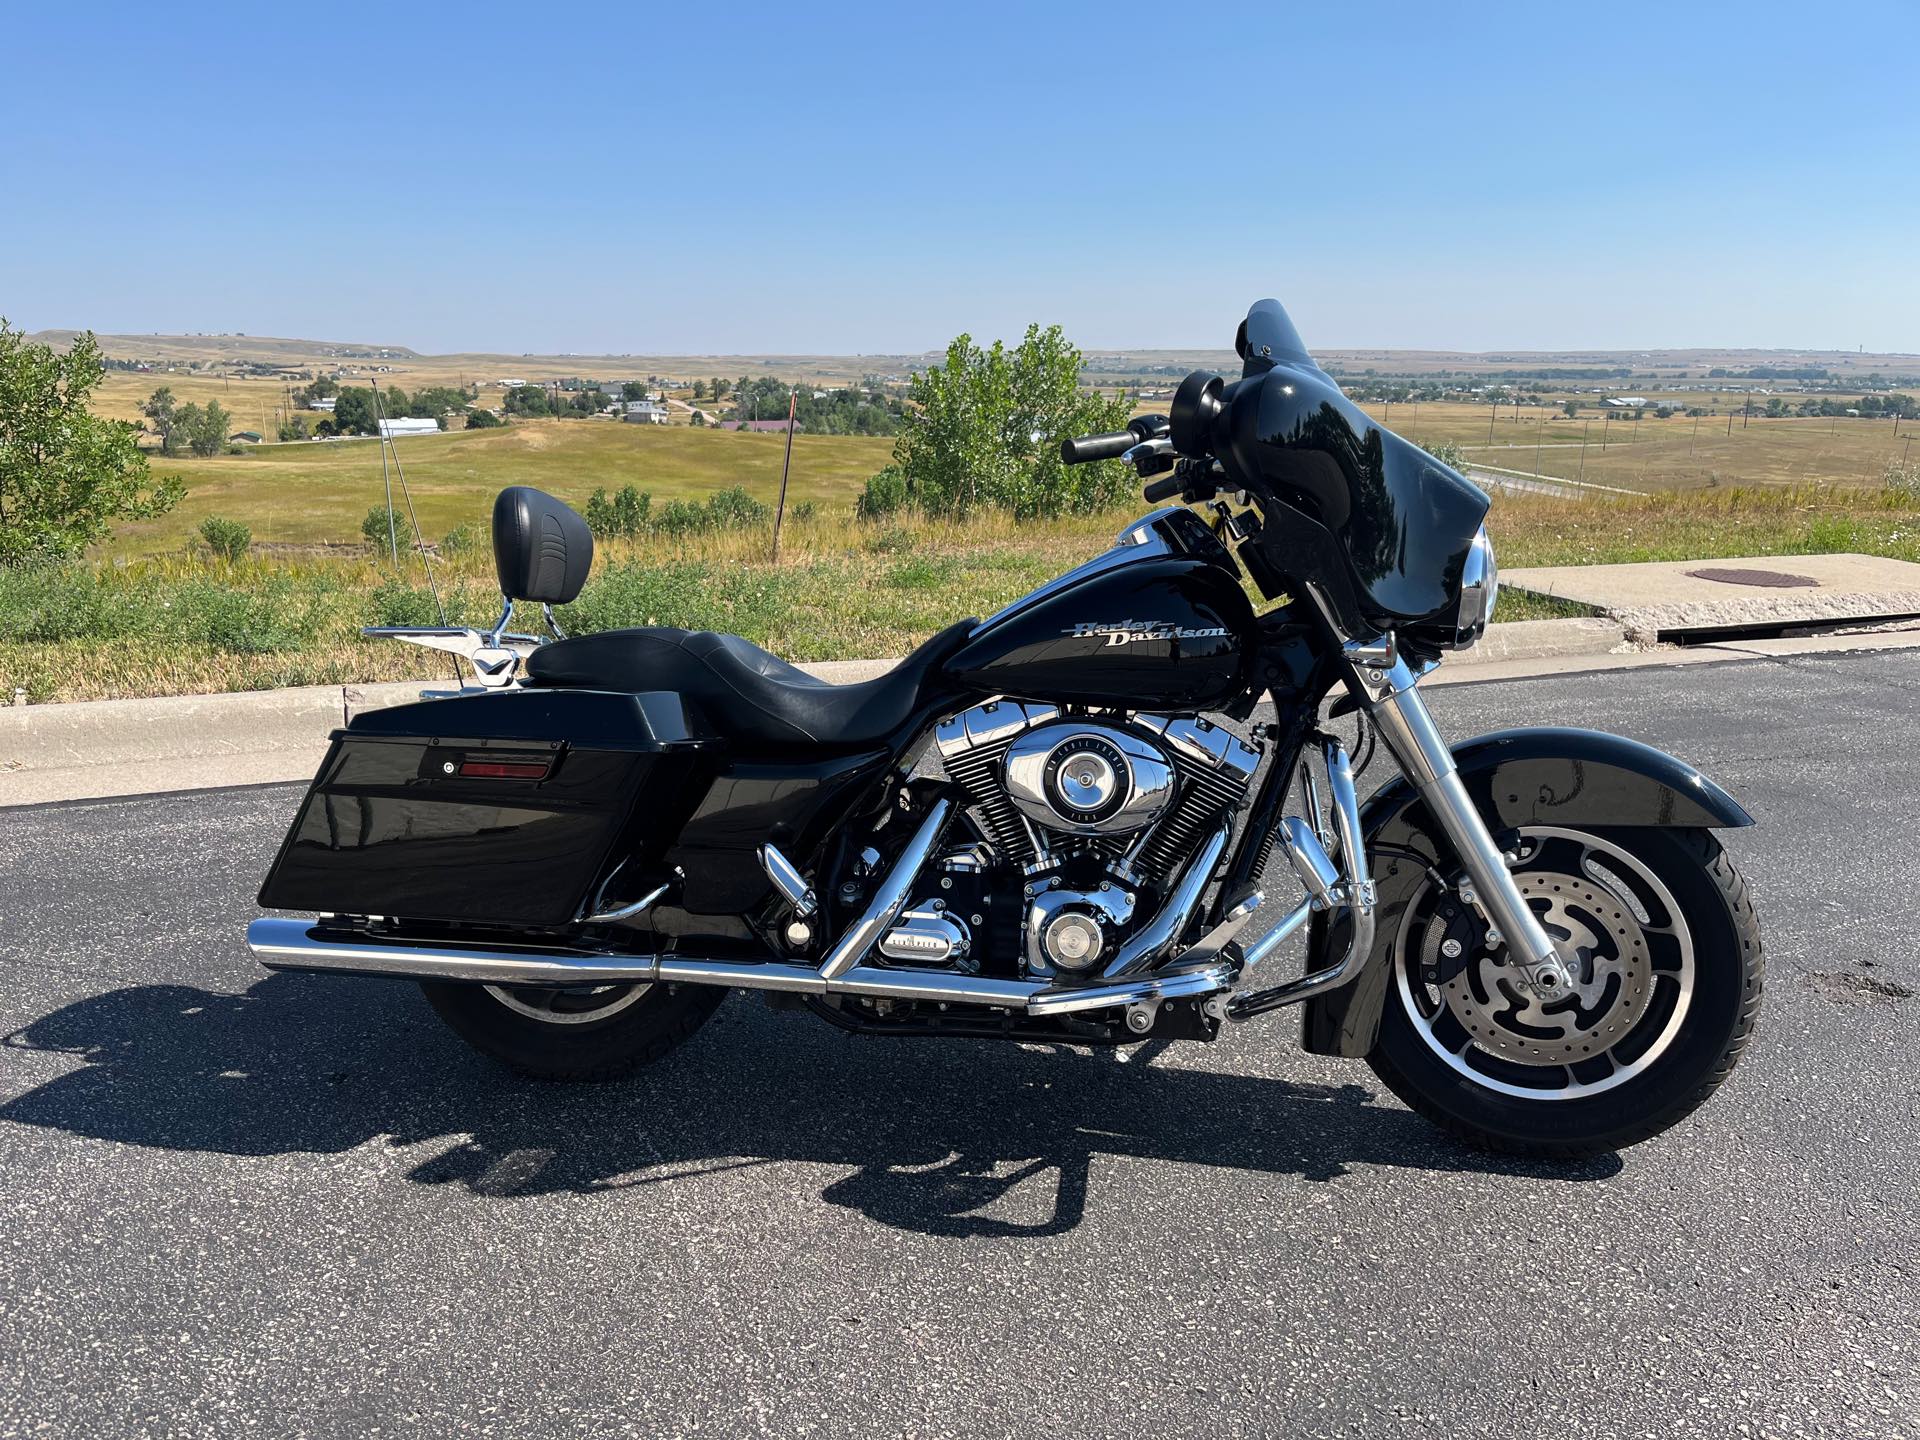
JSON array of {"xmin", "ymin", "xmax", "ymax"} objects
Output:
[{"xmin": 1066, "ymin": 620, "xmax": 1230, "ymax": 648}]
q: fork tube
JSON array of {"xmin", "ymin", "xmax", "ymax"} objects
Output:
[{"xmin": 1352, "ymin": 656, "xmax": 1576, "ymax": 997}]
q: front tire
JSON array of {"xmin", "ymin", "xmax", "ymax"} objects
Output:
[
  {"xmin": 420, "ymin": 980, "xmax": 725, "ymax": 1080},
  {"xmin": 1368, "ymin": 826, "xmax": 1762, "ymax": 1158}
]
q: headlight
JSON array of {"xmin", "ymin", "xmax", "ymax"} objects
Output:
[{"xmin": 1446, "ymin": 525, "xmax": 1499, "ymax": 649}]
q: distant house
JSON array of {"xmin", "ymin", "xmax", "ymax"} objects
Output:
[
  {"xmin": 719, "ymin": 419, "xmax": 803, "ymax": 433},
  {"xmin": 309, "ymin": 397, "xmax": 337, "ymax": 413},
  {"xmin": 622, "ymin": 401, "xmax": 670, "ymax": 425},
  {"xmin": 229, "ymin": 431, "xmax": 263, "ymax": 443},
  {"xmin": 378, "ymin": 417, "xmax": 440, "ymax": 437},
  {"xmin": 1603, "ymin": 396, "xmax": 1648, "ymax": 408}
]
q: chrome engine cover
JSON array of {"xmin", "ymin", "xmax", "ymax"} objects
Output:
[{"xmin": 1003, "ymin": 722, "xmax": 1175, "ymax": 837}]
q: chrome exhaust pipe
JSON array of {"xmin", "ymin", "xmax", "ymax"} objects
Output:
[{"xmin": 249, "ymin": 918, "xmax": 1076, "ymax": 1012}]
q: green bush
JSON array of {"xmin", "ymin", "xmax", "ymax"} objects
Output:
[
  {"xmin": 584, "ymin": 485, "xmax": 653, "ymax": 539},
  {"xmin": 465, "ymin": 408, "xmax": 503, "ymax": 429},
  {"xmin": 369, "ymin": 579, "xmax": 442, "ymax": 627},
  {"xmin": 856, "ymin": 466, "xmax": 909, "ymax": 521},
  {"xmin": 440, "ymin": 522, "xmax": 481, "ymax": 555},
  {"xmin": 654, "ymin": 499, "xmax": 708, "ymax": 536},
  {"xmin": 706, "ymin": 486, "xmax": 768, "ymax": 527},
  {"xmin": 361, "ymin": 505, "xmax": 420, "ymax": 555},
  {"xmin": 1420, "ymin": 440, "xmax": 1470, "ymax": 472},
  {"xmin": 197, "ymin": 516, "xmax": 252, "ymax": 562}
]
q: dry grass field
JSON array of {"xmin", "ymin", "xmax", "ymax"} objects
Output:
[{"xmin": 108, "ymin": 421, "xmax": 898, "ymax": 555}]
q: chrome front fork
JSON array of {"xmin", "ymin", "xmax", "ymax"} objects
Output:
[{"xmin": 1346, "ymin": 646, "xmax": 1577, "ymax": 999}]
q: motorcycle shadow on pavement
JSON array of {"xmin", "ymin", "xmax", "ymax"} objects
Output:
[{"xmin": 1, "ymin": 973, "xmax": 1621, "ymax": 1237}]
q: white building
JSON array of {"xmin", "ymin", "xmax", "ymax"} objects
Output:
[
  {"xmin": 378, "ymin": 417, "xmax": 441, "ymax": 437},
  {"xmin": 622, "ymin": 401, "xmax": 669, "ymax": 425},
  {"xmin": 309, "ymin": 396, "xmax": 337, "ymax": 412}
]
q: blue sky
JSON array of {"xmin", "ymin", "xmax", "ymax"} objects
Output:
[{"xmin": 3, "ymin": 2, "xmax": 1915, "ymax": 355}]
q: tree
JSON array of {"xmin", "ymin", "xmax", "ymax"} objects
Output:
[
  {"xmin": 1562, "ymin": 399, "xmax": 1578, "ymax": 418},
  {"xmin": 277, "ymin": 415, "xmax": 309, "ymax": 442},
  {"xmin": 0, "ymin": 323, "xmax": 183, "ymax": 563},
  {"xmin": 888, "ymin": 324, "xmax": 1132, "ymax": 518},
  {"xmin": 692, "ymin": 378, "xmax": 707, "ymax": 400},
  {"xmin": 176, "ymin": 398, "xmax": 231, "ymax": 457},
  {"xmin": 710, "ymin": 377, "xmax": 728, "ymax": 400},
  {"xmin": 503, "ymin": 383, "xmax": 551, "ymax": 417},
  {"xmin": 620, "ymin": 381, "xmax": 648, "ymax": 401},
  {"xmin": 332, "ymin": 387, "xmax": 377, "ymax": 435},
  {"xmin": 143, "ymin": 386, "xmax": 182, "ymax": 455},
  {"xmin": 465, "ymin": 408, "xmax": 503, "ymax": 429}
]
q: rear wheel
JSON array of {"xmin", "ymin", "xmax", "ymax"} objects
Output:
[
  {"xmin": 420, "ymin": 980, "xmax": 725, "ymax": 1080},
  {"xmin": 1368, "ymin": 825, "xmax": 1762, "ymax": 1157}
]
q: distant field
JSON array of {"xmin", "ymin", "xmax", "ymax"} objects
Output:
[
  {"xmin": 114, "ymin": 421, "xmax": 896, "ymax": 554},
  {"xmin": 1368, "ymin": 401, "xmax": 1911, "ymax": 492}
]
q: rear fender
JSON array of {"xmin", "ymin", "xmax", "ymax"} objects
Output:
[{"xmin": 1298, "ymin": 726, "xmax": 1752, "ymax": 1058}]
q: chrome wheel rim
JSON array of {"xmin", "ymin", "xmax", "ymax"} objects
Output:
[
  {"xmin": 1394, "ymin": 826, "xmax": 1695, "ymax": 1100},
  {"xmin": 482, "ymin": 983, "xmax": 650, "ymax": 1025}
]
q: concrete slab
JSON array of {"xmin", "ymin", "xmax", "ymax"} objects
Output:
[{"xmin": 1503, "ymin": 552, "xmax": 1920, "ymax": 638}]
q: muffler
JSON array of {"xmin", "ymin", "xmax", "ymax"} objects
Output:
[{"xmin": 247, "ymin": 917, "xmax": 1233, "ymax": 1017}]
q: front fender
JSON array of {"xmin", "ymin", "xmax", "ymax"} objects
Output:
[{"xmin": 1298, "ymin": 726, "xmax": 1751, "ymax": 1058}]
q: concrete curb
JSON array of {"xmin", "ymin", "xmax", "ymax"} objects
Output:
[{"xmin": 0, "ymin": 617, "xmax": 1656, "ymax": 808}]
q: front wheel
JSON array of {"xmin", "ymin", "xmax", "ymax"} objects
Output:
[
  {"xmin": 1368, "ymin": 825, "xmax": 1762, "ymax": 1158},
  {"xmin": 420, "ymin": 980, "xmax": 726, "ymax": 1080}
]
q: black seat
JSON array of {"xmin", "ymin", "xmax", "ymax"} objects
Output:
[{"xmin": 526, "ymin": 618, "xmax": 978, "ymax": 748}]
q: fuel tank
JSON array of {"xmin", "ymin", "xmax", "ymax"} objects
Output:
[{"xmin": 944, "ymin": 554, "xmax": 1255, "ymax": 711}]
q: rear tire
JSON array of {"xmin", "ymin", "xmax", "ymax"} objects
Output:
[
  {"xmin": 420, "ymin": 980, "xmax": 726, "ymax": 1081},
  {"xmin": 1368, "ymin": 826, "xmax": 1762, "ymax": 1158}
]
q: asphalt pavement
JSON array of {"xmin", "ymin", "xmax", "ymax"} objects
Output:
[{"xmin": 2, "ymin": 649, "xmax": 1916, "ymax": 1438}]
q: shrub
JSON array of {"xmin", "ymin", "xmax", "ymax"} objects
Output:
[
  {"xmin": 1419, "ymin": 440, "xmax": 1470, "ymax": 472},
  {"xmin": 584, "ymin": 485, "xmax": 652, "ymax": 539},
  {"xmin": 369, "ymin": 579, "xmax": 441, "ymax": 627},
  {"xmin": 440, "ymin": 522, "xmax": 481, "ymax": 555},
  {"xmin": 197, "ymin": 516, "xmax": 252, "ymax": 562},
  {"xmin": 465, "ymin": 408, "xmax": 503, "ymax": 429},
  {"xmin": 1884, "ymin": 460, "xmax": 1920, "ymax": 498},
  {"xmin": 654, "ymin": 499, "xmax": 708, "ymax": 536},
  {"xmin": 857, "ymin": 466, "xmax": 909, "ymax": 521},
  {"xmin": 361, "ymin": 504, "xmax": 420, "ymax": 555},
  {"xmin": 706, "ymin": 486, "xmax": 768, "ymax": 527}
]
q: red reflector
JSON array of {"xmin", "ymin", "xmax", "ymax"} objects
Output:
[{"xmin": 458, "ymin": 760, "xmax": 550, "ymax": 780}]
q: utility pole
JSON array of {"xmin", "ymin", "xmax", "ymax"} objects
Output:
[
  {"xmin": 1602, "ymin": 411, "xmax": 1610, "ymax": 451},
  {"xmin": 1691, "ymin": 412, "xmax": 1700, "ymax": 456},
  {"xmin": 1488, "ymin": 402, "xmax": 1496, "ymax": 444},
  {"xmin": 1533, "ymin": 412, "xmax": 1545, "ymax": 477},
  {"xmin": 1577, "ymin": 421, "xmax": 1589, "ymax": 482}
]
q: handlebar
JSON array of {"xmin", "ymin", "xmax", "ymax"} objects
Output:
[
  {"xmin": 1142, "ymin": 475, "xmax": 1185, "ymax": 503},
  {"xmin": 1059, "ymin": 431, "xmax": 1137, "ymax": 465}
]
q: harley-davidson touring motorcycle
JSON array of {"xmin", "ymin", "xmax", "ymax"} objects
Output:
[{"xmin": 248, "ymin": 300, "xmax": 1762, "ymax": 1157}]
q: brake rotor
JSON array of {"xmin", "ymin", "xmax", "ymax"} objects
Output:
[{"xmin": 1420, "ymin": 870, "xmax": 1653, "ymax": 1066}]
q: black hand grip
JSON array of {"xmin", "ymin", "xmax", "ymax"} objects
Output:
[
  {"xmin": 1060, "ymin": 431, "xmax": 1136, "ymax": 464},
  {"xmin": 1142, "ymin": 475, "xmax": 1185, "ymax": 502}
]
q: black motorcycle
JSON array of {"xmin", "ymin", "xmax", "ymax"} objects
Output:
[{"xmin": 249, "ymin": 299, "xmax": 1762, "ymax": 1158}]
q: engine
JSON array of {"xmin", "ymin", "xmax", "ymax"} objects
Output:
[{"xmin": 918, "ymin": 701, "xmax": 1261, "ymax": 979}]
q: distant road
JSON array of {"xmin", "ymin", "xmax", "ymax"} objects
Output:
[{"xmin": 1466, "ymin": 462, "xmax": 1644, "ymax": 500}]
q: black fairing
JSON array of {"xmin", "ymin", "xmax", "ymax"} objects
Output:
[
  {"xmin": 1192, "ymin": 300, "xmax": 1491, "ymax": 639},
  {"xmin": 945, "ymin": 555, "xmax": 1255, "ymax": 711}
]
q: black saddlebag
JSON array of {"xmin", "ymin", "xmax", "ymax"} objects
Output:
[{"xmin": 258, "ymin": 688, "xmax": 720, "ymax": 928}]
